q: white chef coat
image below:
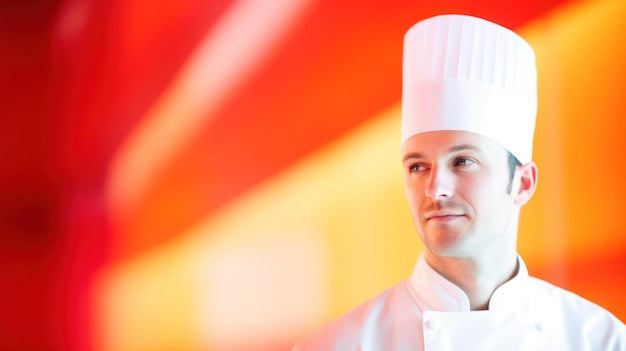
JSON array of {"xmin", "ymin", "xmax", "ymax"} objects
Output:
[{"xmin": 293, "ymin": 253, "xmax": 626, "ymax": 350}]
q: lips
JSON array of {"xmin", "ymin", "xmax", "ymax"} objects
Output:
[{"xmin": 424, "ymin": 211, "xmax": 464, "ymax": 221}]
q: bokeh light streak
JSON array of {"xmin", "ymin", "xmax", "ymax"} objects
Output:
[{"xmin": 106, "ymin": 0, "xmax": 312, "ymax": 228}]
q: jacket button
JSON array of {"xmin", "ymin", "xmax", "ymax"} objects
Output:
[{"xmin": 427, "ymin": 319, "xmax": 442, "ymax": 330}]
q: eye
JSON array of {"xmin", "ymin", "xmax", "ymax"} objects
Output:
[
  {"xmin": 408, "ymin": 163, "xmax": 426, "ymax": 173},
  {"xmin": 408, "ymin": 163, "xmax": 424, "ymax": 173},
  {"xmin": 454, "ymin": 158, "xmax": 475, "ymax": 167}
]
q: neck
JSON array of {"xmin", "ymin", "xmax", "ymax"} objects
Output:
[{"xmin": 424, "ymin": 249, "xmax": 519, "ymax": 310}]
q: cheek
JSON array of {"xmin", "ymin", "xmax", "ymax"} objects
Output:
[
  {"xmin": 404, "ymin": 184, "xmax": 427, "ymax": 235},
  {"xmin": 454, "ymin": 178, "xmax": 492, "ymax": 216},
  {"xmin": 463, "ymin": 179, "xmax": 512, "ymax": 219},
  {"xmin": 404, "ymin": 182, "xmax": 424, "ymax": 212}
]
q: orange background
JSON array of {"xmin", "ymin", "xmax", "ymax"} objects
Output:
[{"xmin": 0, "ymin": 0, "xmax": 624, "ymax": 350}]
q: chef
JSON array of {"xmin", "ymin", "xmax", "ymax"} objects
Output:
[{"xmin": 293, "ymin": 14, "xmax": 626, "ymax": 350}]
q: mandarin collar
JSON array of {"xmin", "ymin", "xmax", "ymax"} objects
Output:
[{"xmin": 407, "ymin": 252, "xmax": 530, "ymax": 313}]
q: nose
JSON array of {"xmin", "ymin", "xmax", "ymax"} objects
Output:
[{"xmin": 425, "ymin": 167, "xmax": 453, "ymax": 199}]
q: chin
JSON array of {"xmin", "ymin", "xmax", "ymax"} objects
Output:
[
  {"xmin": 428, "ymin": 247, "xmax": 463, "ymax": 258},
  {"xmin": 425, "ymin": 241, "xmax": 459, "ymax": 257},
  {"xmin": 422, "ymin": 230, "xmax": 465, "ymax": 254}
]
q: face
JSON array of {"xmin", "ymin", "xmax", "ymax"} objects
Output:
[{"xmin": 402, "ymin": 131, "xmax": 522, "ymax": 259}]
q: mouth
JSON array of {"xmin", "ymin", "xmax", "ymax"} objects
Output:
[{"xmin": 425, "ymin": 212, "xmax": 464, "ymax": 222}]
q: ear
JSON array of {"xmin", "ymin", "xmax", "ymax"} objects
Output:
[{"xmin": 514, "ymin": 161, "xmax": 538, "ymax": 206}]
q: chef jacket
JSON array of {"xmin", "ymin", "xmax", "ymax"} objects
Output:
[{"xmin": 293, "ymin": 253, "xmax": 626, "ymax": 350}]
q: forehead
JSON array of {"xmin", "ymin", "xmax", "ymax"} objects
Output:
[{"xmin": 401, "ymin": 130, "xmax": 509, "ymax": 159}]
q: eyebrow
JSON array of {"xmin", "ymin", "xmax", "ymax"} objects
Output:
[
  {"xmin": 402, "ymin": 152, "xmax": 425, "ymax": 163},
  {"xmin": 402, "ymin": 144, "xmax": 482, "ymax": 163},
  {"xmin": 448, "ymin": 144, "xmax": 481, "ymax": 153}
]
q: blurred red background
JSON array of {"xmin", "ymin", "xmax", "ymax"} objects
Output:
[{"xmin": 1, "ymin": 0, "xmax": 624, "ymax": 350}]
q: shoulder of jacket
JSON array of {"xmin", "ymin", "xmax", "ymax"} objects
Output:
[
  {"xmin": 292, "ymin": 279, "xmax": 412, "ymax": 350},
  {"xmin": 527, "ymin": 277, "xmax": 625, "ymax": 329}
]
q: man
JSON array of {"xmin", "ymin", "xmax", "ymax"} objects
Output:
[{"xmin": 293, "ymin": 14, "xmax": 626, "ymax": 350}]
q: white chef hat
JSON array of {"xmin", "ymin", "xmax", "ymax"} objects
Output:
[{"xmin": 401, "ymin": 14, "xmax": 537, "ymax": 163}]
